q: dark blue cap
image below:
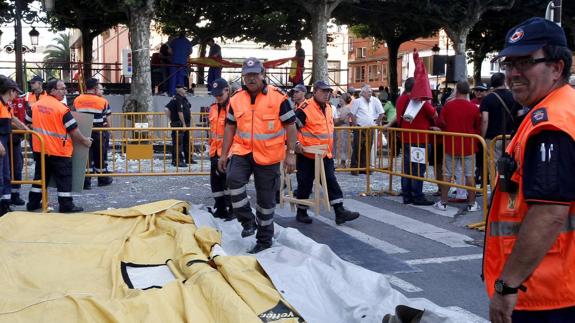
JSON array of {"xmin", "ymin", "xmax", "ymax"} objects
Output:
[
  {"xmin": 30, "ymin": 75, "xmax": 43, "ymax": 83},
  {"xmin": 474, "ymin": 83, "xmax": 488, "ymax": 90},
  {"xmin": 242, "ymin": 57, "xmax": 263, "ymax": 75},
  {"xmin": 292, "ymin": 84, "xmax": 307, "ymax": 93},
  {"xmin": 493, "ymin": 17, "xmax": 567, "ymax": 60},
  {"xmin": 313, "ymin": 80, "xmax": 332, "ymax": 91},
  {"xmin": 211, "ymin": 78, "xmax": 229, "ymax": 96}
]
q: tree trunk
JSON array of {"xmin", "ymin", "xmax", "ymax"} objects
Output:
[
  {"xmin": 123, "ymin": 1, "xmax": 154, "ymax": 113},
  {"xmin": 445, "ymin": 27, "xmax": 470, "ymax": 83},
  {"xmin": 387, "ymin": 40, "xmax": 400, "ymax": 102},
  {"xmin": 196, "ymin": 42, "xmax": 206, "ymax": 85},
  {"xmin": 472, "ymin": 50, "xmax": 486, "ymax": 85},
  {"xmin": 310, "ymin": 5, "xmax": 329, "ymax": 83},
  {"xmin": 80, "ymin": 28, "xmax": 94, "ymax": 81}
]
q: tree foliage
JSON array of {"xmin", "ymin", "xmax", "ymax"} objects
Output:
[
  {"xmin": 43, "ymin": 32, "xmax": 72, "ymax": 81},
  {"xmin": 46, "ymin": 0, "xmax": 127, "ymax": 78},
  {"xmin": 335, "ymin": 0, "xmax": 440, "ymax": 98}
]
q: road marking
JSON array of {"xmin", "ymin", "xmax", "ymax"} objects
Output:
[
  {"xmin": 274, "ymin": 205, "xmax": 409, "ymax": 254},
  {"xmin": 384, "ymin": 275, "xmax": 423, "ymax": 293},
  {"xmin": 385, "ymin": 195, "xmax": 459, "ymax": 217},
  {"xmin": 405, "ymin": 254, "xmax": 483, "ymax": 265},
  {"xmin": 446, "ymin": 306, "xmax": 489, "ymax": 323},
  {"xmin": 344, "ymin": 199, "xmax": 474, "ymax": 248}
]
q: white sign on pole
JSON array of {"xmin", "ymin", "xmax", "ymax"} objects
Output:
[
  {"xmin": 410, "ymin": 146, "xmax": 426, "ymax": 164},
  {"xmin": 122, "ymin": 48, "xmax": 132, "ymax": 77}
]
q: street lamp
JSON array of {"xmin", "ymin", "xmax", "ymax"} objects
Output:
[{"xmin": 29, "ymin": 27, "xmax": 39, "ymax": 46}]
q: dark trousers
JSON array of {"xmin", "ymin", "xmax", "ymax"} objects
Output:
[
  {"xmin": 401, "ymin": 143, "xmax": 427, "ymax": 200},
  {"xmin": 28, "ymin": 153, "xmax": 74, "ymax": 209},
  {"xmin": 168, "ymin": 65, "xmax": 188, "ymax": 96},
  {"xmin": 210, "ymin": 156, "xmax": 230, "ymax": 209},
  {"xmin": 351, "ymin": 129, "xmax": 372, "ymax": 169},
  {"xmin": 0, "ymin": 135, "xmax": 10, "ymax": 200},
  {"xmin": 207, "ymin": 67, "xmax": 222, "ymax": 91},
  {"xmin": 226, "ymin": 154, "xmax": 279, "ymax": 244},
  {"xmin": 10, "ymin": 135, "xmax": 22, "ymax": 195},
  {"xmin": 512, "ymin": 306, "xmax": 575, "ymax": 322},
  {"xmin": 171, "ymin": 128, "xmax": 186, "ymax": 164},
  {"xmin": 89, "ymin": 130, "xmax": 109, "ymax": 173},
  {"xmin": 296, "ymin": 155, "xmax": 344, "ymax": 208}
]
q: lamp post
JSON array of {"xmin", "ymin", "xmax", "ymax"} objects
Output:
[{"xmin": 0, "ymin": 0, "xmax": 46, "ymax": 90}]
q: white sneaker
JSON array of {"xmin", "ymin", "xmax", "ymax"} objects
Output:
[
  {"xmin": 467, "ymin": 201, "xmax": 481, "ymax": 212},
  {"xmin": 433, "ymin": 201, "xmax": 447, "ymax": 211}
]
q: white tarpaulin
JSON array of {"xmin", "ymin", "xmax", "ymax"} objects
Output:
[{"xmin": 190, "ymin": 206, "xmax": 482, "ymax": 323}]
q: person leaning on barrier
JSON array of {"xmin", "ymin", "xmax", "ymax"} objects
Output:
[
  {"xmin": 349, "ymin": 84, "xmax": 385, "ymax": 175},
  {"xmin": 483, "ymin": 17, "xmax": 575, "ymax": 323},
  {"xmin": 164, "ymin": 84, "xmax": 190, "ymax": 167},
  {"xmin": 73, "ymin": 78, "xmax": 113, "ymax": 189},
  {"xmin": 293, "ymin": 80, "xmax": 360, "ymax": 225},
  {"xmin": 25, "ymin": 79, "xmax": 92, "ymax": 213},
  {"xmin": 208, "ymin": 78, "xmax": 234, "ymax": 221},
  {"xmin": 0, "ymin": 77, "xmax": 28, "ymax": 215},
  {"xmin": 217, "ymin": 57, "xmax": 297, "ymax": 254}
]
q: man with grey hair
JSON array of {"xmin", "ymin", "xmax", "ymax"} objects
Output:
[{"xmin": 349, "ymin": 84, "xmax": 384, "ymax": 175}]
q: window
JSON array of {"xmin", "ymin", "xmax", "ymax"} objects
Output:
[
  {"xmin": 368, "ymin": 64, "xmax": 380, "ymax": 82},
  {"xmin": 381, "ymin": 63, "xmax": 388, "ymax": 79},
  {"xmin": 357, "ymin": 47, "xmax": 366, "ymax": 58},
  {"xmin": 354, "ymin": 66, "xmax": 366, "ymax": 83},
  {"xmin": 348, "ymin": 38, "xmax": 354, "ymax": 53},
  {"xmin": 490, "ymin": 61, "xmax": 500, "ymax": 72}
]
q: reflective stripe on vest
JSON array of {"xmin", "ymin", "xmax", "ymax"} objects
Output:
[
  {"xmin": 483, "ymin": 84, "xmax": 575, "ymax": 311},
  {"xmin": 229, "ymin": 86, "xmax": 287, "ymax": 165},
  {"xmin": 297, "ymin": 98, "xmax": 334, "ymax": 159},
  {"xmin": 31, "ymin": 96, "xmax": 73, "ymax": 157},
  {"xmin": 209, "ymin": 101, "xmax": 229, "ymax": 157},
  {"xmin": 490, "ymin": 216, "xmax": 575, "ymax": 236}
]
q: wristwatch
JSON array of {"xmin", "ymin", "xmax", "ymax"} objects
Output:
[{"xmin": 494, "ymin": 279, "xmax": 527, "ymax": 295}]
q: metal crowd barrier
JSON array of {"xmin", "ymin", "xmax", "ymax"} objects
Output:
[
  {"xmin": 366, "ymin": 127, "xmax": 489, "ymax": 222},
  {"xmin": 87, "ymin": 127, "xmax": 211, "ymax": 177},
  {"xmin": 9, "ymin": 130, "xmax": 47, "ymax": 212}
]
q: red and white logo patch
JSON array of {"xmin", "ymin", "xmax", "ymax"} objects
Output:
[
  {"xmin": 509, "ymin": 28, "xmax": 524, "ymax": 43},
  {"xmin": 213, "ymin": 82, "xmax": 218, "ymax": 88},
  {"xmin": 246, "ymin": 60, "xmax": 255, "ymax": 67}
]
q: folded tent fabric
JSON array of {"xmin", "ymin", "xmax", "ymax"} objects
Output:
[{"xmin": 0, "ymin": 200, "xmax": 302, "ymax": 323}]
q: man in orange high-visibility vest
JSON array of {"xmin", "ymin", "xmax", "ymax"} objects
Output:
[{"xmin": 218, "ymin": 57, "xmax": 297, "ymax": 254}]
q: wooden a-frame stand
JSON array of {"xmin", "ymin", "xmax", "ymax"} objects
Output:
[{"xmin": 279, "ymin": 145, "xmax": 331, "ymax": 216}]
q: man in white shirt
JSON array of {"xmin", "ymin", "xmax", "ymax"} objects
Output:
[{"xmin": 350, "ymin": 85, "xmax": 385, "ymax": 175}]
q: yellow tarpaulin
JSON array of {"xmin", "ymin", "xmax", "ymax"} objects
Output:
[{"xmin": 0, "ymin": 200, "xmax": 304, "ymax": 322}]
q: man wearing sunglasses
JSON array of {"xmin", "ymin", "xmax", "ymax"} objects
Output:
[{"xmin": 483, "ymin": 17, "xmax": 575, "ymax": 323}]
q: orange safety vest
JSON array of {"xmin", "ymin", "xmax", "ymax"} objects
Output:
[
  {"xmin": 483, "ymin": 84, "xmax": 575, "ymax": 311},
  {"xmin": 0, "ymin": 99, "xmax": 12, "ymax": 135},
  {"xmin": 26, "ymin": 91, "xmax": 48, "ymax": 105},
  {"xmin": 31, "ymin": 96, "xmax": 74, "ymax": 157},
  {"xmin": 229, "ymin": 85, "xmax": 287, "ymax": 165},
  {"xmin": 73, "ymin": 93, "xmax": 109, "ymax": 125},
  {"xmin": 209, "ymin": 100, "xmax": 229, "ymax": 157},
  {"xmin": 297, "ymin": 99, "xmax": 334, "ymax": 159}
]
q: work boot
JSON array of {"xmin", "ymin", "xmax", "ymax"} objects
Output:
[
  {"xmin": 334, "ymin": 204, "xmax": 360, "ymax": 225},
  {"xmin": 26, "ymin": 202, "xmax": 41, "ymax": 212},
  {"xmin": 248, "ymin": 242, "xmax": 272, "ymax": 254},
  {"xmin": 10, "ymin": 193, "xmax": 25, "ymax": 206},
  {"xmin": 223, "ymin": 206, "xmax": 236, "ymax": 222},
  {"xmin": 98, "ymin": 177, "xmax": 113, "ymax": 187},
  {"xmin": 83, "ymin": 178, "xmax": 92, "ymax": 190},
  {"xmin": 213, "ymin": 207, "xmax": 228, "ymax": 219},
  {"xmin": 59, "ymin": 205, "xmax": 84, "ymax": 213},
  {"xmin": 296, "ymin": 208, "xmax": 313, "ymax": 224},
  {"xmin": 0, "ymin": 200, "xmax": 12, "ymax": 216},
  {"xmin": 241, "ymin": 222, "xmax": 257, "ymax": 238}
]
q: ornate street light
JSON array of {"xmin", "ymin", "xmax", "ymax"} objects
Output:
[{"xmin": 29, "ymin": 27, "xmax": 39, "ymax": 46}]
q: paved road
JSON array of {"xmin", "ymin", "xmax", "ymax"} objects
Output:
[{"xmin": 16, "ymin": 171, "xmax": 490, "ymax": 321}]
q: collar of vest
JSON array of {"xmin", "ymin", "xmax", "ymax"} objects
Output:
[
  {"xmin": 312, "ymin": 98, "xmax": 327, "ymax": 110},
  {"xmin": 216, "ymin": 98, "xmax": 229, "ymax": 110}
]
